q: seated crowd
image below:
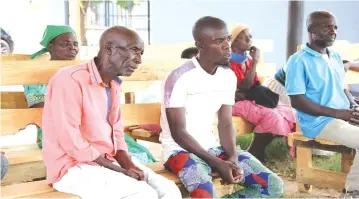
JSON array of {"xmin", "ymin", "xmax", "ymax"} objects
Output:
[{"xmin": 1, "ymin": 10, "xmax": 359, "ymax": 199}]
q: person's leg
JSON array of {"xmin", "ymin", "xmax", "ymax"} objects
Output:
[
  {"xmin": 131, "ymin": 157, "xmax": 182, "ymax": 199},
  {"xmin": 233, "ymin": 100, "xmax": 295, "ymax": 162},
  {"xmin": 164, "ymin": 151, "xmax": 216, "ymax": 198},
  {"xmin": 247, "ymin": 133, "xmax": 276, "ymax": 162},
  {"xmin": 212, "ymin": 148, "xmax": 284, "ymax": 198},
  {"xmin": 316, "ymin": 119, "xmax": 359, "ymax": 194},
  {"xmin": 53, "ymin": 164, "xmax": 158, "ymax": 199},
  {"xmin": 1, "ymin": 153, "xmax": 9, "ymax": 179}
]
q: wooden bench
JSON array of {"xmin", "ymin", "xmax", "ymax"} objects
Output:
[
  {"xmin": 1, "ymin": 59, "xmax": 253, "ymax": 198},
  {"xmin": 288, "ymin": 126, "xmax": 356, "ymax": 192}
]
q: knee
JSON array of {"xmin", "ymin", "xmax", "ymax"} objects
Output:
[
  {"xmin": 138, "ymin": 183, "xmax": 158, "ymax": 199},
  {"xmin": 154, "ymin": 178, "xmax": 181, "ymax": 199},
  {"xmin": 1, "ymin": 154, "xmax": 9, "ymax": 180},
  {"xmin": 162, "ymin": 180, "xmax": 182, "ymax": 199},
  {"xmin": 267, "ymin": 174, "xmax": 284, "ymax": 198}
]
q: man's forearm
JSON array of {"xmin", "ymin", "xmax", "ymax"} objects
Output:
[
  {"xmin": 290, "ymin": 95, "xmax": 338, "ymax": 118},
  {"xmin": 114, "ymin": 150, "xmax": 135, "ymax": 169},
  {"xmin": 172, "ymin": 130, "xmax": 219, "ymax": 167},
  {"xmin": 218, "ymin": 124, "xmax": 237, "ymax": 158},
  {"xmin": 93, "ymin": 156, "xmax": 128, "ymax": 174}
]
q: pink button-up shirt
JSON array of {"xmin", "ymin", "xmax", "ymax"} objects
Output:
[{"xmin": 42, "ymin": 59, "xmax": 128, "ymax": 184}]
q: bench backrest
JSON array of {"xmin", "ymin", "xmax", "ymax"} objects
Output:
[{"xmin": 0, "ymin": 59, "xmax": 186, "ymax": 109}]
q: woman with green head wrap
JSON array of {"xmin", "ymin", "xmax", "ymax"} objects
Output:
[{"xmin": 24, "ymin": 25, "xmax": 156, "ymax": 164}]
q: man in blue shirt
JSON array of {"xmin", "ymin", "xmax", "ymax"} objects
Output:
[{"xmin": 285, "ymin": 11, "xmax": 359, "ymax": 198}]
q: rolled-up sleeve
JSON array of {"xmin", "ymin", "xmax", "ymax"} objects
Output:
[
  {"xmin": 49, "ymin": 75, "xmax": 101, "ymax": 162},
  {"xmin": 113, "ymin": 107, "xmax": 128, "ymax": 152}
]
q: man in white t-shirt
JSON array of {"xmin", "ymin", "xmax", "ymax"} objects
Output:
[{"xmin": 160, "ymin": 16, "xmax": 284, "ymax": 198}]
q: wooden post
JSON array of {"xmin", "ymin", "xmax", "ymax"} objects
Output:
[
  {"xmin": 341, "ymin": 153, "xmax": 354, "ymax": 173},
  {"xmin": 75, "ymin": 0, "xmax": 83, "ymax": 46},
  {"xmin": 286, "ymin": 1, "xmax": 304, "ymax": 59},
  {"xmin": 125, "ymin": 92, "xmax": 136, "ymax": 104},
  {"xmin": 296, "ymin": 147, "xmax": 313, "ymax": 193}
]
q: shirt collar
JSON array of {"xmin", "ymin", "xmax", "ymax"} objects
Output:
[
  {"xmin": 302, "ymin": 43, "xmax": 333, "ymax": 57},
  {"xmin": 191, "ymin": 56, "xmax": 201, "ymax": 68},
  {"xmin": 88, "ymin": 58, "xmax": 122, "ymax": 86}
]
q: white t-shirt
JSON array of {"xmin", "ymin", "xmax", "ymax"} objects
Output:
[{"xmin": 159, "ymin": 57, "xmax": 237, "ymax": 161}]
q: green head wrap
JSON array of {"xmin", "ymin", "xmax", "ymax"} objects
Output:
[{"xmin": 30, "ymin": 25, "xmax": 76, "ymax": 60}]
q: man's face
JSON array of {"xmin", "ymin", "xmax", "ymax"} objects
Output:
[
  {"xmin": 199, "ymin": 25, "xmax": 232, "ymax": 67},
  {"xmin": 48, "ymin": 33, "xmax": 79, "ymax": 60},
  {"xmin": 108, "ymin": 35, "xmax": 144, "ymax": 77},
  {"xmin": 232, "ymin": 29, "xmax": 252, "ymax": 52},
  {"xmin": 310, "ymin": 16, "xmax": 337, "ymax": 47}
]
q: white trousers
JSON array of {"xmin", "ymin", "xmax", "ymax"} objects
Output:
[
  {"xmin": 53, "ymin": 158, "xmax": 182, "ymax": 199},
  {"xmin": 317, "ymin": 119, "xmax": 359, "ymax": 191}
]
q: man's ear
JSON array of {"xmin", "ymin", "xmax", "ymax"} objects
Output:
[
  {"xmin": 307, "ymin": 25, "xmax": 313, "ymax": 33},
  {"xmin": 105, "ymin": 42, "xmax": 113, "ymax": 55},
  {"xmin": 195, "ymin": 41, "xmax": 204, "ymax": 50}
]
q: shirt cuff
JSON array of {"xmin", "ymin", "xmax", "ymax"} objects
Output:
[{"xmin": 116, "ymin": 139, "xmax": 128, "ymax": 152}]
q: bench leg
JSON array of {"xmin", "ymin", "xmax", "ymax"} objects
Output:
[
  {"xmin": 296, "ymin": 147, "xmax": 313, "ymax": 193},
  {"xmin": 341, "ymin": 153, "xmax": 354, "ymax": 173}
]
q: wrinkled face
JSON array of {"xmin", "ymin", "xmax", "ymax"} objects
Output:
[
  {"xmin": 48, "ymin": 33, "xmax": 78, "ymax": 60},
  {"xmin": 197, "ymin": 25, "xmax": 232, "ymax": 67},
  {"xmin": 310, "ymin": 16, "xmax": 337, "ymax": 47},
  {"xmin": 108, "ymin": 35, "xmax": 144, "ymax": 77},
  {"xmin": 232, "ymin": 29, "xmax": 252, "ymax": 52}
]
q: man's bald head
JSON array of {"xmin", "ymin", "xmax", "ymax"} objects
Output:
[
  {"xmin": 306, "ymin": 11, "xmax": 336, "ymax": 30},
  {"xmin": 192, "ymin": 16, "xmax": 228, "ymax": 41},
  {"xmin": 99, "ymin": 26, "xmax": 142, "ymax": 50}
]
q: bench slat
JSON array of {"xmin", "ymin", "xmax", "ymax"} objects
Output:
[
  {"xmin": 1, "ymin": 108, "xmax": 42, "ymax": 136},
  {"xmin": 1, "ymin": 161, "xmax": 46, "ymax": 186},
  {"xmin": 1, "ymin": 180, "xmax": 53, "ymax": 198},
  {"xmin": 19, "ymin": 191, "xmax": 80, "ymax": 199},
  {"xmin": 297, "ymin": 167, "xmax": 347, "ymax": 191},
  {"xmin": 0, "ymin": 60, "xmax": 185, "ymax": 85},
  {"xmin": 0, "ymin": 104, "xmax": 161, "ymax": 136},
  {"xmin": 1, "ymin": 92, "xmax": 28, "ymax": 109},
  {"xmin": 288, "ymin": 132, "xmax": 340, "ymax": 146},
  {"xmin": 1, "ymin": 144, "xmax": 42, "ymax": 165}
]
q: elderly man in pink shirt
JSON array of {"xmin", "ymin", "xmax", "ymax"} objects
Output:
[{"xmin": 42, "ymin": 26, "xmax": 181, "ymax": 199}]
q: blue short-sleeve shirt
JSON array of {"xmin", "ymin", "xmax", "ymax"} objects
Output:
[{"xmin": 285, "ymin": 43, "xmax": 350, "ymax": 138}]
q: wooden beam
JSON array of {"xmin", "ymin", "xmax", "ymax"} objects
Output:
[
  {"xmin": 293, "ymin": 140, "xmax": 354, "ymax": 154},
  {"xmin": 0, "ymin": 108, "xmax": 42, "ymax": 136},
  {"xmin": 0, "ymin": 104, "xmax": 161, "ymax": 136},
  {"xmin": 1, "ymin": 180, "xmax": 54, "ymax": 199},
  {"xmin": 0, "ymin": 59, "xmax": 186, "ymax": 85},
  {"xmin": 297, "ymin": 167, "xmax": 347, "ymax": 191},
  {"xmin": 1, "ymin": 161, "xmax": 46, "ymax": 186}
]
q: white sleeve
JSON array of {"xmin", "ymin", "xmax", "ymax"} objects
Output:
[
  {"xmin": 163, "ymin": 76, "xmax": 187, "ymax": 108},
  {"xmin": 222, "ymin": 70, "xmax": 237, "ymax": 105}
]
